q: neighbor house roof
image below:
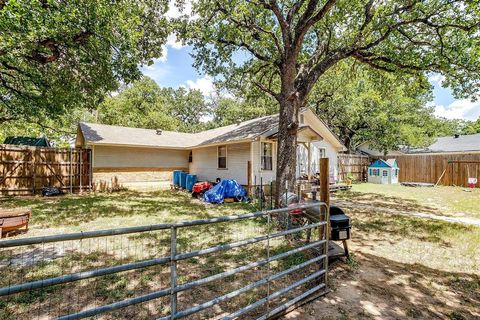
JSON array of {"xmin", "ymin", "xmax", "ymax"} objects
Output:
[
  {"xmin": 405, "ymin": 134, "xmax": 480, "ymax": 154},
  {"xmin": 78, "ymin": 110, "xmax": 345, "ymax": 150}
]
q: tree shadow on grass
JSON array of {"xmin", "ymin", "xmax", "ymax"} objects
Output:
[
  {"xmin": 340, "ymin": 201, "xmax": 477, "ymax": 246},
  {"xmin": 293, "ymin": 251, "xmax": 480, "ymax": 320},
  {"xmin": 0, "ymin": 190, "xmax": 254, "ymax": 229},
  {"xmin": 334, "ymin": 190, "xmax": 439, "ymax": 214}
]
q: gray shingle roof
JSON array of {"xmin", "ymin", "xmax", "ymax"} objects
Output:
[
  {"xmin": 79, "ymin": 114, "xmax": 280, "ymax": 149},
  {"xmin": 406, "ymin": 134, "xmax": 480, "ymax": 154}
]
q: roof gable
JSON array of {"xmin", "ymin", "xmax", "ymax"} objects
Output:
[
  {"xmin": 386, "ymin": 159, "xmax": 398, "ymax": 168},
  {"xmin": 369, "ymin": 159, "xmax": 392, "ymax": 168}
]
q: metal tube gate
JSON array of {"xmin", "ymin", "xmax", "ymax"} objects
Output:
[{"xmin": 0, "ymin": 202, "xmax": 329, "ymax": 319}]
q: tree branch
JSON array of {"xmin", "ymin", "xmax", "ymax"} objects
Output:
[{"xmin": 217, "ymin": 38, "xmax": 274, "ymax": 64}]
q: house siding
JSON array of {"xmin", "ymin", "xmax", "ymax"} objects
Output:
[
  {"xmin": 295, "ymin": 141, "xmax": 339, "ymax": 182},
  {"xmin": 93, "ymin": 145, "xmax": 189, "ymax": 168},
  {"xmin": 189, "ymin": 143, "xmax": 251, "ymax": 185},
  {"xmin": 92, "ymin": 145, "xmax": 189, "ymax": 187}
]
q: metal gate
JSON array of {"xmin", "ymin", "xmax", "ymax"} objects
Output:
[{"xmin": 0, "ymin": 203, "xmax": 329, "ymax": 319}]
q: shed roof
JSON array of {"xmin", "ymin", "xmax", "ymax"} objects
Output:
[
  {"xmin": 406, "ymin": 134, "xmax": 480, "ymax": 154},
  {"xmin": 369, "ymin": 159, "xmax": 397, "ymax": 168},
  {"xmin": 386, "ymin": 159, "xmax": 398, "ymax": 168}
]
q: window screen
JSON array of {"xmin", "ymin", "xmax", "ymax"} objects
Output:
[
  {"xmin": 218, "ymin": 146, "xmax": 227, "ymax": 169},
  {"xmin": 261, "ymin": 142, "xmax": 273, "ymax": 170}
]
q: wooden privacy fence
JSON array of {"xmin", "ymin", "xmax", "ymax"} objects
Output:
[
  {"xmin": 337, "ymin": 154, "xmax": 370, "ymax": 182},
  {"xmin": 387, "ymin": 153, "xmax": 480, "ymax": 187},
  {"xmin": 0, "ymin": 144, "xmax": 92, "ymax": 196}
]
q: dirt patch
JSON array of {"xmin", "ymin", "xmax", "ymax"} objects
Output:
[
  {"xmin": 284, "ymin": 192, "xmax": 480, "ymax": 320},
  {"xmin": 286, "ymin": 252, "xmax": 480, "ymax": 320}
]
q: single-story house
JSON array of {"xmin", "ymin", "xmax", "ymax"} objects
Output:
[
  {"xmin": 75, "ymin": 108, "xmax": 346, "ymax": 188},
  {"xmin": 368, "ymin": 159, "xmax": 399, "ymax": 184}
]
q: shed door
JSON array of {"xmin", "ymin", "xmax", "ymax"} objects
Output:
[{"xmin": 381, "ymin": 170, "xmax": 389, "ymax": 183}]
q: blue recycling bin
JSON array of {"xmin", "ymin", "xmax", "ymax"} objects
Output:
[
  {"xmin": 186, "ymin": 174, "xmax": 197, "ymax": 192},
  {"xmin": 179, "ymin": 172, "xmax": 188, "ymax": 189},
  {"xmin": 173, "ymin": 170, "xmax": 182, "ymax": 187}
]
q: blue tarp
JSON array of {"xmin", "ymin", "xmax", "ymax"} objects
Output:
[{"xmin": 203, "ymin": 179, "xmax": 246, "ymax": 204}]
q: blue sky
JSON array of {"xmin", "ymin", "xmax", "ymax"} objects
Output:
[{"xmin": 141, "ymin": 43, "xmax": 480, "ymax": 121}]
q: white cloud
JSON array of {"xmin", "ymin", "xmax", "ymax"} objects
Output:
[
  {"xmin": 166, "ymin": 0, "xmax": 194, "ymax": 19},
  {"xmin": 144, "ymin": 35, "xmax": 183, "ymax": 67},
  {"xmin": 428, "ymin": 73, "xmax": 445, "ymax": 85},
  {"xmin": 166, "ymin": 34, "xmax": 184, "ymax": 49},
  {"xmin": 433, "ymin": 99, "xmax": 480, "ymax": 120},
  {"xmin": 186, "ymin": 76, "xmax": 215, "ymax": 97}
]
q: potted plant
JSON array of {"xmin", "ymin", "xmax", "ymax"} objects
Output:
[{"xmin": 346, "ymin": 173, "xmax": 354, "ymax": 186}]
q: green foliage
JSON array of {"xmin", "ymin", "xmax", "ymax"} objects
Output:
[
  {"xmin": 97, "ymin": 77, "xmax": 180, "ymax": 131},
  {"xmin": 309, "ymin": 60, "xmax": 435, "ymax": 152},
  {"xmin": 430, "ymin": 117, "xmax": 480, "ymax": 137},
  {"xmin": 0, "ymin": 108, "xmax": 94, "ymax": 147},
  {"xmin": 179, "ymin": 0, "xmax": 480, "ymax": 193},
  {"xmin": 460, "ymin": 117, "xmax": 480, "ymax": 135},
  {"xmin": 181, "ymin": 0, "xmax": 480, "ymax": 101},
  {"xmin": 97, "ymin": 76, "xmax": 210, "ymax": 133},
  {"xmin": 210, "ymin": 94, "xmax": 277, "ymax": 127},
  {"xmin": 0, "ymin": 0, "xmax": 169, "ymax": 124}
]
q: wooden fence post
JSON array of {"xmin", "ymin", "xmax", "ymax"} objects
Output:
[{"xmin": 247, "ymin": 161, "xmax": 252, "ymax": 195}]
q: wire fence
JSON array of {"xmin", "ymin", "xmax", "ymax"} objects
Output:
[
  {"xmin": 249, "ymin": 178, "xmax": 322, "ymax": 212},
  {"xmin": 0, "ymin": 202, "xmax": 329, "ymax": 319}
]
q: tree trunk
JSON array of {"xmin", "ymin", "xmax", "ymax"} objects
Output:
[
  {"xmin": 344, "ymin": 135, "xmax": 353, "ymax": 153},
  {"xmin": 275, "ymin": 71, "xmax": 302, "ymax": 207}
]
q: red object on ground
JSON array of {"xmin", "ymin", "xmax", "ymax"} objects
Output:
[
  {"xmin": 192, "ymin": 181, "xmax": 212, "ymax": 194},
  {"xmin": 288, "ymin": 203, "xmax": 304, "ymax": 215}
]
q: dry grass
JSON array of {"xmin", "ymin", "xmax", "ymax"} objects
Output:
[
  {"xmin": 291, "ymin": 189, "xmax": 480, "ymax": 320},
  {"xmin": 0, "ymin": 190, "xmax": 319, "ymax": 320},
  {"xmin": 345, "ymin": 183, "xmax": 480, "ymax": 219},
  {"xmin": 1, "ymin": 189, "xmax": 479, "ymax": 319}
]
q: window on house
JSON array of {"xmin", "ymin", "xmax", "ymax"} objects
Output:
[
  {"xmin": 218, "ymin": 145, "xmax": 227, "ymax": 169},
  {"xmin": 188, "ymin": 151, "xmax": 193, "ymax": 163},
  {"xmin": 383, "ymin": 170, "xmax": 388, "ymax": 177},
  {"xmin": 261, "ymin": 142, "xmax": 273, "ymax": 170},
  {"xmin": 299, "ymin": 114, "xmax": 305, "ymax": 124},
  {"xmin": 319, "ymin": 148, "xmax": 327, "ymax": 158}
]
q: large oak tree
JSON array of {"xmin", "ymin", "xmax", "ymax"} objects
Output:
[
  {"xmin": 0, "ymin": 0, "xmax": 169, "ymax": 124},
  {"xmin": 180, "ymin": 0, "xmax": 480, "ymax": 202}
]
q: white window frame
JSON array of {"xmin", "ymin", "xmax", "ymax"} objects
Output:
[
  {"xmin": 299, "ymin": 114, "xmax": 305, "ymax": 124},
  {"xmin": 318, "ymin": 147, "xmax": 327, "ymax": 159},
  {"xmin": 261, "ymin": 142, "xmax": 273, "ymax": 171},
  {"xmin": 217, "ymin": 145, "xmax": 227, "ymax": 169}
]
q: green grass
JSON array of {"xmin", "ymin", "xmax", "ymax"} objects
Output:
[
  {"xmin": 1, "ymin": 188, "xmax": 479, "ymax": 319},
  {"xmin": 0, "ymin": 190, "xmax": 254, "ymax": 236},
  {"xmin": 342, "ymin": 183, "xmax": 480, "ymax": 219},
  {"xmin": 0, "ymin": 190, "xmax": 306, "ymax": 319}
]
